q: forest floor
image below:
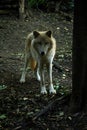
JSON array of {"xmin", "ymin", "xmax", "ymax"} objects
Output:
[{"xmin": 0, "ymin": 10, "xmax": 87, "ymax": 130}]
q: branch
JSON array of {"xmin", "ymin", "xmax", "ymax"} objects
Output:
[{"xmin": 33, "ymin": 94, "xmax": 71, "ymax": 120}]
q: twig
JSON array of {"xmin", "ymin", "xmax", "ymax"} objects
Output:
[{"xmin": 33, "ymin": 94, "xmax": 71, "ymax": 120}]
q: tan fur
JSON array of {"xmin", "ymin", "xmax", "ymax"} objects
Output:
[
  {"xmin": 29, "ymin": 58, "xmax": 37, "ymax": 70},
  {"xmin": 20, "ymin": 30, "xmax": 56, "ymax": 94}
]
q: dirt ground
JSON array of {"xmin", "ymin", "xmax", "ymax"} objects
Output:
[{"xmin": 0, "ymin": 10, "xmax": 86, "ymax": 130}]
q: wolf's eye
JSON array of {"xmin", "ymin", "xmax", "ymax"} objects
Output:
[
  {"xmin": 45, "ymin": 42, "xmax": 49, "ymax": 45},
  {"xmin": 38, "ymin": 42, "xmax": 41, "ymax": 45}
]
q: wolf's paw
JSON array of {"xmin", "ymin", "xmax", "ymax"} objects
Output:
[
  {"xmin": 20, "ymin": 78, "xmax": 25, "ymax": 83},
  {"xmin": 49, "ymin": 88, "xmax": 56, "ymax": 94},
  {"xmin": 49, "ymin": 84, "xmax": 56, "ymax": 94},
  {"xmin": 41, "ymin": 87, "xmax": 47, "ymax": 94}
]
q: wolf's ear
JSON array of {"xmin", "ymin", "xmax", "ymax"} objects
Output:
[
  {"xmin": 46, "ymin": 30, "xmax": 52, "ymax": 38},
  {"xmin": 33, "ymin": 31, "xmax": 40, "ymax": 38}
]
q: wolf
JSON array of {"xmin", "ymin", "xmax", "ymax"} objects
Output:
[{"xmin": 20, "ymin": 30, "xmax": 56, "ymax": 94}]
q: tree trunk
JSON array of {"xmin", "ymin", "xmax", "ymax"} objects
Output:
[
  {"xmin": 19, "ymin": 0, "xmax": 25, "ymax": 18},
  {"xmin": 70, "ymin": 0, "xmax": 87, "ymax": 113}
]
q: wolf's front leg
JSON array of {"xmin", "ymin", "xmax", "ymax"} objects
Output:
[
  {"xmin": 20, "ymin": 68, "xmax": 27, "ymax": 83},
  {"xmin": 40, "ymin": 65, "xmax": 47, "ymax": 94},
  {"xmin": 47, "ymin": 63, "xmax": 56, "ymax": 94},
  {"xmin": 20, "ymin": 54, "xmax": 29, "ymax": 83},
  {"xmin": 35, "ymin": 65, "xmax": 41, "ymax": 81}
]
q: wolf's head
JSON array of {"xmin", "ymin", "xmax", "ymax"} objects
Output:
[{"xmin": 32, "ymin": 30, "xmax": 53, "ymax": 56}]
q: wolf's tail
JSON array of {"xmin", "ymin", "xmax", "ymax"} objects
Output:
[{"xmin": 30, "ymin": 58, "xmax": 37, "ymax": 71}]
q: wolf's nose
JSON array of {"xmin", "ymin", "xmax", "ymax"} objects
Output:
[{"xmin": 41, "ymin": 52, "xmax": 45, "ymax": 56}]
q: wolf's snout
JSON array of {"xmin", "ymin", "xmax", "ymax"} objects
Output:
[{"xmin": 41, "ymin": 52, "xmax": 45, "ymax": 56}]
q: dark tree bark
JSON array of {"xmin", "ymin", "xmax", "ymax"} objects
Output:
[{"xmin": 70, "ymin": 0, "xmax": 87, "ymax": 113}]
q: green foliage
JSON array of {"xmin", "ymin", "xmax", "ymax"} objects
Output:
[
  {"xmin": 28, "ymin": 0, "xmax": 45, "ymax": 7},
  {"xmin": 0, "ymin": 114, "xmax": 6, "ymax": 119},
  {"xmin": 0, "ymin": 85, "xmax": 7, "ymax": 90}
]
